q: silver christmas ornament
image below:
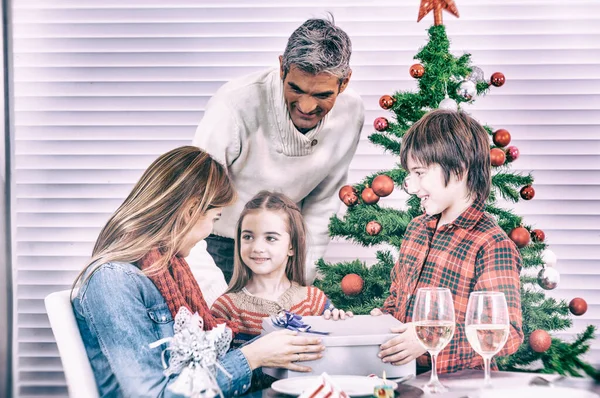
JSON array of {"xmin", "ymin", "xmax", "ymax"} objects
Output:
[
  {"xmin": 457, "ymin": 80, "xmax": 477, "ymax": 101},
  {"xmin": 537, "ymin": 267, "xmax": 560, "ymax": 290},
  {"xmin": 438, "ymin": 96, "xmax": 458, "ymax": 111},
  {"xmin": 468, "ymin": 66, "xmax": 485, "ymax": 83}
]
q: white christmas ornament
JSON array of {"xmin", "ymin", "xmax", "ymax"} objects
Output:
[
  {"xmin": 541, "ymin": 249, "xmax": 558, "ymax": 267},
  {"xmin": 468, "ymin": 66, "xmax": 485, "ymax": 83},
  {"xmin": 438, "ymin": 96, "xmax": 458, "ymax": 111}
]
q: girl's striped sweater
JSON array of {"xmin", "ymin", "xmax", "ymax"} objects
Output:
[{"xmin": 211, "ymin": 282, "xmax": 331, "ymax": 347}]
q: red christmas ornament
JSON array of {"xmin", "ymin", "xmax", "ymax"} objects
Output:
[
  {"xmin": 341, "ymin": 273, "xmax": 364, "ymax": 296},
  {"xmin": 490, "ymin": 72, "xmax": 506, "ymax": 87},
  {"xmin": 372, "ymin": 175, "xmax": 394, "ymax": 197},
  {"xmin": 379, "ymin": 95, "xmax": 396, "ymax": 110},
  {"xmin": 569, "ymin": 298, "xmax": 588, "ymax": 316},
  {"xmin": 409, "ymin": 63, "xmax": 425, "ymax": 78},
  {"xmin": 520, "ymin": 185, "xmax": 535, "ymax": 200},
  {"xmin": 361, "ymin": 187, "xmax": 380, "ymax": 205},
  {"xmin": 531, "ymin": 229, "xmax": 545, "ymax": 243},
  {"xmin": 342, "ymin": 192, "xmax": 358, "ymax": 207},
  {"xmin": 373, "ymin": 117, "xmax": 389, "ymax": 132},
  {"xmin": 506, "ymin": 146, "xmax": 520, "ymax": 162},
  {"xmin": 509, "ymin": 227, "xmax": 530, "ymax": 248},
  {"xmin": 339, "ymin": 185, "xmax": 356, "ymax": 201},
  {"xmin": 366, "ymin": 220, "xmax": 382, "ymax": 236},
  {"xmin": 493, "ymin": 129, "xmax": 511, "ymax": 147},
  {"xmin": 490, "ymin": 148, "xmax": 506, "ymax": 167},
  {"xmin": 529, "ymin": 330, "xmax": 552, "ymax": 353}
]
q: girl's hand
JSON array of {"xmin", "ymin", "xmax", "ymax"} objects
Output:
[
  {"xmin": 240, "ymin": 329, "xmax": 325, "ymax": 372},
  {"xmin": 370, "ymin": 308, "xmax": 383, "ymax": 316},
  {"xmin": 323, "ymin": 308, "xmax": 353, "ymax": 320}
]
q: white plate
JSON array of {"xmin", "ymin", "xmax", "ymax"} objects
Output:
[
  {"xmin": 477, "ymin": 386, "xmax": 599, "ymax": 398},
  {"xmin": 271, "ymin": 375, "xmax": 398, "ymax": 397}
]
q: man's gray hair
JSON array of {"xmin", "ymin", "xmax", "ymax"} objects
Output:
[{"xmin": 282, "ymin": 16, "xmax": 352, "ymax": 82}]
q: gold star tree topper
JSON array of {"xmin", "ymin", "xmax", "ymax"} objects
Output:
[{"xmin": 418, "ymin": 0, "xmax": 460, "ymax": 25}]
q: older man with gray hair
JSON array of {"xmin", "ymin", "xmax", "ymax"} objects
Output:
[{"xmin": 191, "ymin": 17, "xmax": 364, "ymax": 288}]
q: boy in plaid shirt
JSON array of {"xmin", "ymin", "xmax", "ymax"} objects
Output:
[{"xmin": 373, "ymin": 109, "xmax": 524, "ymax": 374}]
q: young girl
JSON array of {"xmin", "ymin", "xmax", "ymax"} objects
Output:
[{"xmin": 211, "ymin": 190, "xmax": 352, "ymax": 348}]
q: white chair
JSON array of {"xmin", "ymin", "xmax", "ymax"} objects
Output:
[{"xmin": 45, "ymin": 290, "xmax": 100, "ymax": 398}]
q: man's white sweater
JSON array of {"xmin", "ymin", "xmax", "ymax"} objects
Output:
[{"xmin": 192, "ymin": 68, "xmax": 364, "ymax": 282}]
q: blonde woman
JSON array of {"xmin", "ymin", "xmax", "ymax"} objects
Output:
[{"xmin": 72, "ymin": 146, "xmax": 325, "ymax": 397}]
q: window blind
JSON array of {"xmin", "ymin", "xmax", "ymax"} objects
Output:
[{"xmin": 10, "ymin": 0, "xmax": 600, "ymax": 396}]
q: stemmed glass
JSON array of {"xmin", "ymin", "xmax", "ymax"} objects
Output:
[
  {"xmin": 465, "ymin": 291, "xmax": 510, "ymax": 388},
  {"xmin": 413, "ymin": 287, "xmax": 456, "ymax": 394}
]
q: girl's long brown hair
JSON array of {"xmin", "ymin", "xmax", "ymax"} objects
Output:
[
  {"xmin": 73, "ymin": 146, "xmax": 236, "ymax": 292},
  {"xmin": 227, "ymin": 191, "xmax": 307, "ymax": 293}
]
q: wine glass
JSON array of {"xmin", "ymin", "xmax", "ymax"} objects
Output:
[
  {"xmin": 413, "ymin": 287, "xmax": 456, "ymax": 394},
  {"xmin": 465, "ymin": 291, "xmax": 510, "ymax": 388}
]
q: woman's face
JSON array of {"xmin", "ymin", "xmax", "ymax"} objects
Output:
[{"xmin": 178, "ymin": 207, "xmax": 222, "ymax": 257}]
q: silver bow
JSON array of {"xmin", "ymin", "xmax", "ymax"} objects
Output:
[{"xmin": 149, "ymin": 307, "xmax": 233, "ymax": 398}]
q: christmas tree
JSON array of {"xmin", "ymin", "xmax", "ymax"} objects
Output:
[{"xmin": 315, "ymin": 1, "xmax": 596, "ymax": 377}]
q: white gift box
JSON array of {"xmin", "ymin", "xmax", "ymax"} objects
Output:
[{"xmin": 260, "ymin": 314, "xmax": 416, "ymax": 379}]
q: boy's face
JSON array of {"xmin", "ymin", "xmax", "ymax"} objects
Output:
[{"xmin": 405, "ymin": 156, "xmax": 471, "ymax": 223}]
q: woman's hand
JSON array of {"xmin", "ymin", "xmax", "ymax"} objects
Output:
[
  {"xmin": 323, "ymin": 308, "xmax": 353, "ymax": 320},
  {"xmin": 240, "ymin": 330, "xmax": 325, "ymax": 372}
]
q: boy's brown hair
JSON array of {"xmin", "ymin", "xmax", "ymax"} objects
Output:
[{"xmin": 400, "ymin": 109, "xmax": 491, "ymax": 202}]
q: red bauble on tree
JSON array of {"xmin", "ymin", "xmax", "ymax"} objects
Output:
[
  {"xmin": 409, "ymin": 63, "xmax": 425, "ymax": 78},
  {"xmin": 366, "ymin": 220, "xmax": 382, "ymax": 236},
  {"xmin": 339, "ymin": 185, "xmax": 356, "ymax": 201},
  {"xmin": 373, "ymin": 117, "xmax": 389, "ymax": 132},
  {"xmin": 529, "ymin": 330, "xmax": 552, "ymax": 353},
  {"xmin": 569, "ymin": 298, "xmax": 588, "ymax": 316},
  {"xmin": 490, "ymin": 148, "xmax": 506, "ymax": 167},
  {"xmin": 342, "ymin": 192, "xmax": 358, "ymax": 207},
  {"xmin": 520, "ymin": 185, "xmax": 535, "ymax": 200},
  {"xmin": 509, "ymin": 227, "xmax": 530, "ymax": 248},
  {"xmin": 361, "ymin": 187, "xmax": 380, "ymax": 205},
  {"xmin": 506, "ymin": 146, "xmax": 520, "ymax": 162},
  {"xmin": 531, "ymin": 229, "xmax": 546, "ymax": 243},
  {"xmin": 490, "ymin": 72, "xmax": 506, "ymax": 87},
  {"xmin": 372, "ymin": 175, "xmax": 394, "ymax": 197},
  {"xmin": 341, "ymin": 273, "xmax": 364, "ymax": 296},
  {"xmin": 379, "ymin": 95, "xmax": 396, "ymax": 110},
  {"xmin": 493, "ymin": 129, "xmax": 511, "ymax": 147}
]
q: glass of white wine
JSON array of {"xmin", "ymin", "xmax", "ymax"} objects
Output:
[
  {"xmin": 413, "ymin": 287, "xmax": 456, "ymax": 394},
  {"xmin": 465, "ymin": 291, "xmax": 510, "ymax": 388}
]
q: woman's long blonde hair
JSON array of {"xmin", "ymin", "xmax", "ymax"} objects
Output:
[
  {"xmin": 226, "ymin": 191, "xmax": 307, "ymax": 293},
  {"xmin": 73, "ymin": 146, "xmax": 236, "ymax": 291}
]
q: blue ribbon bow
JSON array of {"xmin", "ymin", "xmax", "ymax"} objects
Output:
[{"xmin": 270, "ymin": 310, "xmax": 330, "ymax": 335}]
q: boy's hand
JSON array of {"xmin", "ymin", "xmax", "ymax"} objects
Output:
[
  {"xmin": 378, "ymin": 322, "xmax": 426, "ymax": 365},
  {"xmin": 323, "ymin": 308, "xmax": 353, "ymax": 320}
]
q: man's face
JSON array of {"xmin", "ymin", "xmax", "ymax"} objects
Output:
[{"xmin": 280, "ymin": 58, "xmax": 350, "ymax": 133}]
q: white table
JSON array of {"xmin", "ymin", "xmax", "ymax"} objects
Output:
[
  {"xmin": 404, "ymin": 369, "xmax": 598, "ymax": 397},
  {"xmin": 248, "ymin": 369, "xmax": 599, "ymax": 397}
]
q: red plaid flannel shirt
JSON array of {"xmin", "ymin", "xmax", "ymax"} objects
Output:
[{"xmin": 383, "ymin": 199, "xmax": 523, "ymax": 373}]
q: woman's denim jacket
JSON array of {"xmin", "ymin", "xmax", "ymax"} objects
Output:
[{"xmin": 72, "ymin": 262, "xmax": 253, "ymax": 397}]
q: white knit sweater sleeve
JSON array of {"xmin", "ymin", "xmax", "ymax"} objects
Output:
[
  {"xmin": 192, "ymin": 94, "xmax": 241, "ymax": 168},
  {"xmin": 301, "ymin": 115, "xmax": 364, "ymax": 284}
]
